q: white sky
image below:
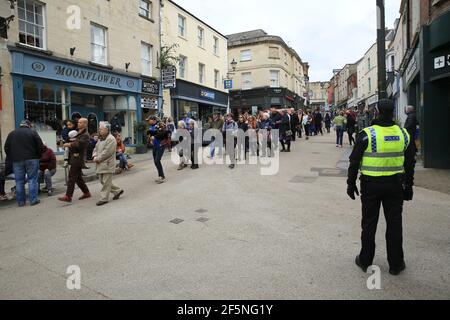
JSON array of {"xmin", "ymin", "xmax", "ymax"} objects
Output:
[{"xmin": 172, "ymin": 0, "xmax": 402, "ymax": 81}]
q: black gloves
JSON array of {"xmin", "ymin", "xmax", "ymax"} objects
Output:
[
  {"xmin": 347, "ymin": 184, "xmax": 360, "ymax": 200},
  {"xmin": 403, "ymin": 185, "xmax": 413, "ymax": 201}
]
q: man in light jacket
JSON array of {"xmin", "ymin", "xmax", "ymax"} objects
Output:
[{"xmin": 93, "ymin": 122, "xmax": 124, "ymax": 206}]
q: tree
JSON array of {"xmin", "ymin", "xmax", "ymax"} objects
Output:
[{"xmin": 159, "ymin": 43, "xmax": 179, "ymax": 69}]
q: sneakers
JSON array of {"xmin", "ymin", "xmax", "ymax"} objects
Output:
[
  {"xmin": 178, "ymin": 163, "xmax": 187, "ymax": 171},
  {"xmin": 127, "ymin": 163, "xmax": 134, "ymax": 170},
  {"xmin": 155, "ymin": 177, "xmax": 166, "ymax": 184},
  {"xmin": 30, "ymin": 200, "xmax": 41, "ymax": 207},
  {"xmin": 58, "ymin": 195, "xmax": 72, "ymax": 203},
  {"xmin": 96, "ymin": 201, "xmax": 108, "ymax": 206},
  {"xmin": 47, "ymin": 189, "xmax": 53, "ymax": 197},
  {"xmin": 79, "ymin": 193, "xmax": 92, "ymax": 200}
]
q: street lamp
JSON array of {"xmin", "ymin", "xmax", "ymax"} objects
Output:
[{"xmin": 230, "ymin": 58, "xmax": 237, "ymax": 72}]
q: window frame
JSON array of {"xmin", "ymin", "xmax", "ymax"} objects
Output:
[
  {"xmin": 197, "ymin": 26, "xmax": 205, "ymax": 48},
  {"xmin": 213, "ymin": 36, "xmax": 219, "ymax": 55},
  {"xmin": 141, "ymin": 41, "xmax": 153, "ymax": 77},
  {"xmin": 178, "ymin": 14, "xmax": 187, "ymax": 38},
  {"xmin": 214, "ymin": 69, "xmax": 220, "ymax": 88},
  {"xmin": 139, "ymin": 0, "xmax": 152, "ymax": 20},
  {"xmin": 90, "ymin": 23, "xmax": 108, "ymax": 65},
  {"xmin": 18, "ymin": 0, "xmax": 47, "ymax": 50},
  {"xmin": 199, "ymin": 63, "xmax": 205, "ymax": 84},
  {"xmin": 179, "ymin": 55, "xmax": 187, "ymax": 79},
  {"xmin": 240, "ymin": 49, "xmax": 252, "ymax": 62},
  {"xmin": 242, "ymin": 72, "xmax": 252, "ymax": 90},
  {"xmin": 270, "ymin": 70, "xmax": 280, "ymax": 88}
]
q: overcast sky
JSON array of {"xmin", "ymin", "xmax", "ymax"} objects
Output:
[{"xmin": 173, "ymin": 0, "xmax": 401, "ymax": 82}]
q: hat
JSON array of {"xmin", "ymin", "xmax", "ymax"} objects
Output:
[
  {"xmin": 376, "ymin": 99, "xmax": 394, "ymax": 115},
  {"xmin": 146, "ymin": 115, "xmax": 157, "ymax": 121},
  {"xmin": 20, "ymin": 120, "xmax": 31, "ymax": 128}
]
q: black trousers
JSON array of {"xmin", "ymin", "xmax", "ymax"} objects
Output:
[
  {"xmin": 359, "ymin": 177, "xmax": 405, "ymax": 269},
  {"xmin": 66, "ymin": 165, "xmax": 90, "ymax": 198}
]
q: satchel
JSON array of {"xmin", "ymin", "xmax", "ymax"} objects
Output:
[{"xmin": 285, "ymin": 130, "xmax": 293, "ymax": 137}]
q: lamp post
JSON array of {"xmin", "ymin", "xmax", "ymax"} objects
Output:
[
  {"xmin": 376, "ymin": 0, "xmax": 387, "ymax": 100},
  {"xmin": 225, "ymin": 59, "xmax": 237, "ymax": 114}
]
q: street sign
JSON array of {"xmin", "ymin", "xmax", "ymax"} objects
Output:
[
  {"xmin": 162, "ymin": 66, "xmax": 176, "ymax": 89},
  {"xmin": 224, "ymin": 79, "xmax": 232, "ymax": 89}
]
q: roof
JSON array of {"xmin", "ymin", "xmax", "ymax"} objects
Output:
[{"xmin": 227, "ymin": 29, "xmax": 268, "ymax": 43}]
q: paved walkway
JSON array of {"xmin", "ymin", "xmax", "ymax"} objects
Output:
[{"xmin": 0, "ymin": 133, "xmax": 449, "ymax": 299}]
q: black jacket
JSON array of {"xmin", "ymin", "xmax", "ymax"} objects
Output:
[
  {"xmin": 4, "ymin": 127, "xmax": 45, "ymax": 162},
  {"xmin": 404, "ymin": 112, "xmax": 418, "ymax": 141},
  {"xmin": 69, "ymin": 129, "xmax": 90, "ymax": 167},
  {"xmin": 347, "ymin": 119, "xmax": 416, "ymax": 187},
  {"xmin": 290, "ymin": 113, "xmax": 299, "ymax": 128}
]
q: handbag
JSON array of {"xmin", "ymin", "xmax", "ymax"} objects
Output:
[{"xmin": 285, "ymin": 130, "xmax": 293, "ymax": 137}]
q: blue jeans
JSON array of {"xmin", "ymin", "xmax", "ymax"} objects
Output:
[
  {"xmin": 13, "ymin": 159, "xmax": 39, "ymax": 206},
  {"xmin": 117, "ymin": 153, "xmax": 128, "ymax": 169},
  {"xmin": 153, "ymin": 147, "xmax": 165, "ymax": 178},
  {"xmin": 336, "ymin": 126, "xmax": 344, "ymax": 146}
]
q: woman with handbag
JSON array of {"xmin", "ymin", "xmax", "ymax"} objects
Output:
[{"xmin": 147, "ymin": 116, "xmax": 170, "ymax": 184}]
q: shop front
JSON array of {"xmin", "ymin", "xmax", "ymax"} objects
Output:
[
  {"xmin": 9, "ymin": 48, "xmax": 141, "ymax": 151},
  {"xmin": 420, "ymin": 10, "xmax": 450, "ymax": 169},
  {"xmin": 170, "ymin": 79, "xmax": 228, "ymax": 123}
]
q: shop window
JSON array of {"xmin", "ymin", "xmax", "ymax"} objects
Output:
[
  {"xmin": 116, "ymin": 96, "xmax": 128, "ymax": 111},
  {"xmin": 18, "ymin": 0, "xmax": 46, "ymax": 49},
  {"xmin": 88, "ymin": 113, "xmax": 98, "ymax": 135},
  {"xmin": 41, "ymin": 84, "xmax": 55, "ymax": 103},
  {"xmin": 23, "ymin": 81, "xmax": 39, "ymax": 101},
  {"xmin": 103, "ymin": 96, "xmax": 115, "ymax": 111}
]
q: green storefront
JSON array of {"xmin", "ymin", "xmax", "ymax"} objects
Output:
[{"xmin": 419, "ymin": 10, "xmax": 450, "ymax": 169}]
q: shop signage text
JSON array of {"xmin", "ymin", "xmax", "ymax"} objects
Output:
[
  {"xmin": 142, "ymin": 80, "xmax": 160, "ymax": 95},
  {"xmin": 200, "ymin": 90, "xmax": 215, "ymax": 100},
  {"xmin": 54, "ymin": 65, "xmax": 126, "ymax": 87},
  {"xmin": 162, "ymin": 66, "xmax": 177, "ymax": 88},
  {"xmin": 434, "ymin": 54, "xmax": 450, "ymax": 69},
  {"xmin": 224, "ymin": 79, "xmax": 232, "ymax": 89}
]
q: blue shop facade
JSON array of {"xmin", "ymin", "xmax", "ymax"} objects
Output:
[{"xmin": 9, "ymin": 47, "xmax": 154, "ymax": 151}]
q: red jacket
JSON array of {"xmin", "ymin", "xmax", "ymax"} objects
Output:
[{"xmin": 40, "ymin": 147, "xmax": 57, "ymax": 171}]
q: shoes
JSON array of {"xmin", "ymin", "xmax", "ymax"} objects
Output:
[
  {"xmin": 178, "ymin": 164, "xmax": 185, "ymax": 171},
  {"xmin": 47, "ymin": 189, "xmax": 53, "ymax": 197},
  {"xmin": 79, "ymin": 193, "xmax": 92, "ymax": 200},
  {"xmin": 58, "ymin": 195, "xmax": 72, "ymax": 203},
  {"xmin": 389, "ymin": 262, "xmax": 406, "ymax": 276},
  {"xmin": 229, "ymin": 164, "xmax": 235, "ymax": 169},
  {"xmin": 83, "ymin": 165, "xmax": 90, "ymax": 170},
  {"xmin": 191, "ymin": 165, "xmax": 199, "ymax": 170},
  {"xmin": 355, "ymin": 255, "xmax": 368, "ymax": 273},
  {"xmin": 30, "ymin": 200, "xmax": 41, "ymax": 207},
  {"xmin": 96, "ymin": 201, "xmax": 108, "ymax": 206},
  {"xmin": 155, "ymin": 177, "xmax": 166, "ymax": 184},
  {"xmin": 127, "ymin": 163, "xmax": 134, "ymax": 169},
  {"xmin": 113, "ymin": 190, "xmax": 124, "ymax": 201}
]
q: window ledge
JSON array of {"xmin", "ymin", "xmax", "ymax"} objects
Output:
[
  {"xmin": 15, "ymin": 43, "xmax": 53, "ymax": 55},
  {"xmin": 178, "ymin": 35, "xmax": 188, "ymax": 41},
  {"xmin": 197, "ymin": 45, "xmax": 206, "ymax": 51},
  {"xmin": 89, "ymin": 61, "xmax": 114, "ymax": 70},
  {"xmin": 139, "ymin": 14, "xmax": 155, "ymax": 23}
]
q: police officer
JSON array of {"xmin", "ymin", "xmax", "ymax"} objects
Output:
[{"xmin": 347, "ymin": 99, "xmax": 416, "ymax": 276}]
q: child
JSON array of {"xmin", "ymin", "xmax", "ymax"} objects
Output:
[{"xmin": 63, "ymin": 130, "xmax": 78, "ymax": 168}]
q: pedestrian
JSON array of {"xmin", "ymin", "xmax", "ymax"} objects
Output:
[
  {"xmin": 166, "ymin": 117, "xmax": 176, "ymax": 152},
  {"xmin": 92, "ymin": 122, "xmax": 124, "ymax": 206},
  {"xmin": 280, "ymin": 109, "xmax": 292, "ymax": 152},
  {"xmin": 63, "ymin": 130, "xmax": 79, "ymax": 168},
  {"xmin": 0, "ymin": 156, "xmax": 13, "ymax": 201},
  {"xmin": 58, "ymin": 118, "xmax": 91, "ymax": 203},
  {"xmin": 346, "ymin": 111, "xmax": 357, "ymax": 146},
  {"xmin": 115, "ymin": 134, "xmax": 133, "ymax": 172},
  {"xmin": 325, "ymin": 113, "xmax": 332, "ymax": 133},
  {"xmin": 237, "ymin": 114, "xmax": 249, "ymax": 160},
  {"xmin": 404, "ymin": 105, "xmax": 418, "ymax": 154},
  {"xmin": 188, "ymin": 119, "xmax": 200, "ymax": 170},
  {"xmin": 297, "ymin": 110, "xmax": 304, "ymax": 139},
  {"xmin": 289, "ymin": 108, "xmax": 299, "ymax": 141},
  {"xmin": 347, "ymin": 99, "xmax": 415, "ymax": 276},
  {"xmin": 208, "ymin": 113, "xmax": 224, "ymax": 159},
  {"xmin": 147, "ymin": 116, "xmax": 170, "ymax": 183},
  {"xmin": 4, "ymin": 120, "xmax": 45, "ymax": 207},
  {"xmin": 302, "ymin": 112, "xmax": 311, "ymax": 140},
  {"xmin": 87, "ymin": 133, "xmax": 98, "ymax": 161},
  {"xmin": 314, "ymin": 110, "xmax": 324, "ymax": 135},
  {"xmin": 176, "ymin": 121, "xmax": 189, "ymax": 171},
  {"xmin": 222, "ymin": 113, "xmax": 238, "ymax": 169},
  {"xmin": 39, "ymin": 142, "xmax": 57, "ymax": 196},
  {"xmin": 357, "ymin": 109, "xmax": 369, "ymax": 132},
  {"xmin": 333, "ymin": 111, "xmax": 347, "ymax": 148},
  {"xmin": 258, "ymin": 113, "xmax": 273, "ymax": 157}
]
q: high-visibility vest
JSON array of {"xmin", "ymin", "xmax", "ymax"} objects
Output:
[{"xmin": 360, "ymin": 125, "xmax": 410, "ymax": 177}]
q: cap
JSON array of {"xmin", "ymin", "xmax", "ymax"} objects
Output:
[{"xmin": 376, "ymin": 99, "xmax": 395, "ymax": 115}]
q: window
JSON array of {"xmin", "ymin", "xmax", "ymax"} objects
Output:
[
  {"xmin": 368, "ymin": 77, "xmax": 372, "ymax": 92},
  {"xmin": 213, "ymin": 36, "xmax": 219, "ymax": 55},
  {"xmin": 270, "ymin": 70, "xmax": 279, "ymax": 88},
  {"xmin": 179, "ymin": 55, "xmax": 187, "ymax": 79},
  {"xmin": 214, "ymin": 69, "xmax": 219, "ymax": 88},
  {"xmin": 284, "ymin": 52, "xmax": 288, "ymax": 65},
  {"xmin": 285, "ymin": 73, "xmax": 289, "ymax": 86},
  {"xmin": 139, "ymin": 0, "xmax": 152, "ymax": 19},
  {"xmin": 269, "ymin": 47, "xmax": 279, "ymax": 59},
  {"xmin": 197, "ymin": 27, "xmax": 204, "ymax": 47},
  {"xmin": 242, "ymin": 72, "xmax": 252, "ymax": 90},
  {"xmin": 18, "ymin": 0, "xmax": 46, "ymax": 49},
  {"xmin": 178, "ymin": 15, "xmax": 186, "ymax": 37},
  {"xmin": 240, "ymin": 49, "xmax": 252, "ymax": 62},
  {"xmin": 368, "ymin": 58, "xmax": 371, "ymax": 70},
  {"xmin": 141, "ymin": 42, "xmax": 152, "ymax": 76},
  {"xmin": 91, "ymin": 24, "xmax": 107, "ymax": 65},
  {"xmin": 199, "ymin": 63, "xmax": 205, "ymax": 84}
]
